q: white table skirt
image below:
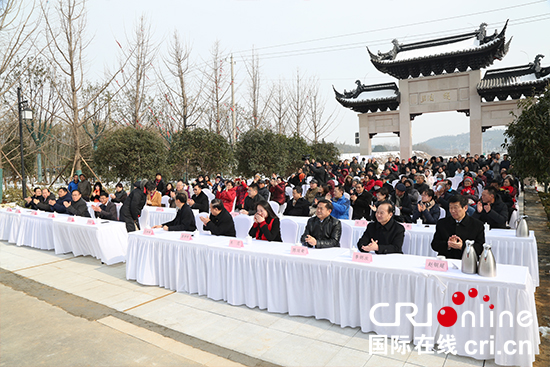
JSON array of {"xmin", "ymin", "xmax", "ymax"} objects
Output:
[
  {"xmin": 138, "ymin": 206, "xmax": 179, "ymax": 228},
  {"xmin": 16, "ymin": 212, "xmax": 70, "ymax": 250},
  {"xmin": 126, "ymin": 232, "xmax": 539, "ymax": 366},
  {"xmin": 52, "ymin": 216, "xmax": 128, "ymax": 265},
  {"xmin": 0, "ymin": 208, "xmax": 30, "ymax": 242}
]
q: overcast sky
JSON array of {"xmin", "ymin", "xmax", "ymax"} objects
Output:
[{"xmin": 79, "ymin": 0, "xmax": 550, "ymax": 146}]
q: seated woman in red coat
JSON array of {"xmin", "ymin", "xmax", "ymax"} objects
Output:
[
  {"xmin": 215, "ymin": 180, "xmax": 236, "ymax": 212},
  {"xmin": 248, "ymin": 201, "xmax": 282, "ymax": 242}
]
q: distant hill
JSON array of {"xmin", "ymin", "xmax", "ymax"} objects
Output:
[{"xmin": 335, "ymin": 129, "xmax": 508, "ymax": 156}]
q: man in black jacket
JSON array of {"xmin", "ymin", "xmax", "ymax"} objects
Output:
[
  {"xmin": 257, "ymin": 180, "xmax": 270, "ymax": 201},
  {"xmin": 431, "ymin": 195, "xmax": 485, "ymax": 259},
  {"xmin": 36, "ymin": 188, "xmax": 56, "ymax": 212},
  {"xmin": 110, "ymin": 183, "xmax": 127, "ymax": 203},
  {"xmin": 357, "ymin": 202, "xmax": 404, "ymax": 254},
  {"xmin": 64, "ymin": 190, "xmax": 91, "ymax": 217},
  {"xmin": 188, "ymin": 184, "xmax": 209, "ymax": 213},
  {"xmin": 472, "ymin": 186, "xmax": 508, "ymax": 229},
  {"xmin": 200, "ymin": 199, "xmax": 236, "ymax": 236},
  {"xmin": 77, "ymin": 174, "xmax": 92, "ymax": 201},
  {"xmin": 350, "ymin": 182, "xmax": 373, "ymax": 220},
  {"xmin": 92, "ymin": 192, "xmax": 118, "ymax": 220},
  {"xmin": 24, "ymin": 188, "xmax": 44, "ymax": 209},
  {"xmin": 391, "ymin": 183, "xmax": 413, "ymax": 223},
  {"xmin": 283, "ymin": 186, "xmax": 310, "ymax": 217},
  {"xmin": 300, "ymin": 199, "xmax": 341, "ymax": 248},
  {"xmin": 119, "ymin": 180, "xmax": 156, "ymax": 232},
  {"xmin": 152, "ymin": 193, "xmax": 196, "ymax": 231},
  {"xmin": 308, "ymin": 160, "xmax": 328, "ymax": 185},
  {"xmin": 240, "ymin": 184, "xmax": 264, "ymax": 216},
  {"xmin": 49, "ymin": 187, "xmax": 72, "ymax": 213}
]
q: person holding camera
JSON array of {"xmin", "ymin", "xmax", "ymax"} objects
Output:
[{"xmin": 412, "ymin": 189, "xmax": 440, "ymax": 224}]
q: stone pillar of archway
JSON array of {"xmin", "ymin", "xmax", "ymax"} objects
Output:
[
  {"xmin": 469, "ymin": 69, "xmax": 483, "ymax": 155},
  {"xmin": 398, "ymin": 79, "xmax": 413, "ymax": 159},
  {"xmin": 358, "ymin": 113, "xmax": 372, "ymax": 155}
]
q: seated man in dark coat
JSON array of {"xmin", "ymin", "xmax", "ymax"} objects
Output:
[
  {"xmin": 35, "ymin": 188, "xmax": 56, "ymax": 212},
  {"xmin": 431, "ymin": 195, "xmax": 485, "ymax": 259},
  {"xmin": 390, "ymin": 183, "xmax": 413, "ymax": 223},
  {"xmin": 435, "ymin": 179, "xmax": 458, "ymax": 217},
  {"xmin": 92, "ymin": 192, "xmax": 118, "ymax": 220},
  {"xmin": 300, "ymin": 199, "xmax": 341, "ymax": 248},
  {"xmin": 24, "ymin": 188, "xmax": 43, "ymax": 209},
  {"xmin": 283, "ymin": 186, "xmax": 310, "ymax": 217},
  {"xmin": 49, "ymin": 187, "xmax": 72, "ymax": 213},
  {"xmin": 188, "ymin": 184, "xmax": 209, "ymax": 213},
  {"xmin": 200, "ymin": 199, "xmax": 236, "ymax": 236},
  {"xmin": 119, "ymin": 180, "xmax": 156, "ymax": 232},
  {"xmin": 357, "ymin": 201, "xmax": 405, "ymax": 254},
  {"xmin": 350, "ymin": 182, "xmax": 373, "ymax": 220},
  {"xmin": 64, "ymin": 190, "xmax": 91, "ymax": 217},
  {"xmin": 110, "ymin": 183, "xmax": 127, "ymax": 203},
  {"xmin": 152, "ymin": 193, "xmax": 196, "ymax": 232},
  {"xmin": 472, "ymin": 186, "xmax": 508, "ymax": 229},
  {"xmin": 240, "ymin": 184, "xmax": 264, "ymax": 216}
]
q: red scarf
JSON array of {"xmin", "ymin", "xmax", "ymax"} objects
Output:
[{"xmin": 252, "ymin": 217, "xmax": 274, "ymax": 240}]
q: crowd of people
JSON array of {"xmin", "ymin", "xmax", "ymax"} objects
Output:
[{"xmin": 23, "ymin": 151, "xmax": 520, "ymax": 261}]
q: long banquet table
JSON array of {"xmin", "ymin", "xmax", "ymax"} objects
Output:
[
  {"xmin": 281, "ymin": 216, "xmax": 540, "ymax": 287},
  {"xmin": 0, "ymin": 207, "xmax": 128, "ymax": 265},
  {"xmin": 126, "ymin": 229, "xmax": 539, "ymax": 366}
]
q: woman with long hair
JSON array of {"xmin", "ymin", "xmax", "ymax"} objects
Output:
[{"xmin": 248, "ymin": 201, "xmax": 282, "ymax": 242}]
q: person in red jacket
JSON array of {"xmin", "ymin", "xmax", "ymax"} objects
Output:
[
  {"xmin": 268, "ymin": 177, "xmax": 286, "ymax": 205},
  {"xmin": 234, "ymin": 178, "xmax": 248, "ymax": 210},
  {"xmin": 215, "ymin": 180, "xmax": 237, "ymax": 212}
]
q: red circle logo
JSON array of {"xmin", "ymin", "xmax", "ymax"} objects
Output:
[
  {"xmin": 452, "ymin": 292, "xmax": 465, "ymax": 305},
  {"xmin": 437, "ymin": 307, "xmax": 458, "ymax": 327}
]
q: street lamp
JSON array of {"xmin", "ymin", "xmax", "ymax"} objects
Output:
[{"xmin": 17, "ymin": 87, "xmax": 33, "ymax": 199}]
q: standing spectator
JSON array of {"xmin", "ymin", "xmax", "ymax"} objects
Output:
[
  {"xmin": 77, "ymin": 174, "xmax": 92, "ymax": 201},
  {"xmin": 154, "ymin": 173, "xmax": 166, "ymax": 194},
  {"xmin": 234, "ymin": 178, "xmax": 248, "ymax": 210},
  {"xmin": 68, "ymin": 174, "xmax": 79, "ymax": 193},
  {"xmin": 119, "ymin": 180, "xmax": 156, "ymax": 232},
  {"xmin": 215, "ymin": 180, "xmax": 236, "ymax": 212}
]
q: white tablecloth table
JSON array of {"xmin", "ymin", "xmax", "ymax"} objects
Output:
[
  {"xmin": 0, "ymin": 208, "xmax": 31, "ymax": 243},
  {"xmin": 16, "ymin": 211, "xmax": 70, "ymax": 250},
  {"xmin": 52, "ymin": 216, "xmax": 128, "ymax": 264},
  {"xmin": 126, "ymin": 232, "xmax": 539, "ymax": 366},
  {"xmin": 138, "ymin": 206, "xmax": 179, "ymax": 228}
]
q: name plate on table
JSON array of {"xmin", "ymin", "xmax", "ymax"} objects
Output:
[
  {"xmin": 31, "ymin": 211, "xmax": 38, "ymax": 216},
  {"xmin": 229, "ymin": 239, "xmax": 243, "ymax": 248},
  {"xmin": 143, "ymin": 228, "xmax": 155, "ymax": 235},
  {"xmin": 48, "ymin": 214, "xmax": 55, "ymax": 218},
  {"xmin": 87, "ymin": 219, "xmax": 96, "ymax": 225},
  {"xmin": 156, "ymin": 208, "xmax": 164, "ymax": 212},
  {"xmin": 15, "ymin": 209, "xmax": 21, "ymax": 214},
  {"xmin": 231, "ymin": 212, "xmax": 240, "ymax": 218},
  {"xmin": 425, "ymin": 259, "xmax": 448, "ymax": 272},
  {"xmin": 352, "ymin": 252, "xmax": 373, "ymax": 263},
  {"xmin": 354, "ymin": 220, "xmax": 368, "ymax": 227},
  {"xmin": 67, "ymin": 217, "xmax": 75, "ymax": 222},
  {"xmin": 290, "ymin": 246, "xmax": 308, "ymax": 256},
  {"xmin": 180, "ymin": 233, "xmax": 193, "ymax": 241},
  {"xmin": 6, "ymin": 208, "xmax": 12, "ymax": 212},
  {"xmin": 401, "ymin": 223, "xmax": 412, "ymax": 230}
]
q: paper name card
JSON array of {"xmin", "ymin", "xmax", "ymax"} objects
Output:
[
  {"xmin": 402, "ymin": 223, "xmax": 412, "ymax": 230},
  {"xmin": 31, "ymin": 211, "xmax": 38, "ymax": 216},
  {"xmin": 15, "ymin": 209, "xmax": 21, "ymax": 214},
  {"xmin": 156, "ymin": 207, "xmax": 164, "ymax": 212},
  {"xmin": 352, "ymin": 252, "xmax": 373, "ymax": 263},
  {"xmin": 425, "ymin": 259, "xmax": 448, "ymax": 272},
  {"xmin": 290, "ymin": 246, "xmax": 309, "ymax": 256},
  {"xmin": 67, "ymin": 217, "xmax": 75, "ymax": 222},
  {"xmin": 86, "ymin": 219, "xmax": 96, "ymax": 225},
  {"xmin": 229, "ymin": 239, "xmax": 244, "ymax": 248},
  {"xmin": 143, "ymin": 228, "xmax": 155, "ymax": 236},
  {"xmin": 354, "ymin": 220, "xmax": 368, "ymax": 227},
  {"xmin": 180, "ymin": 233, "xmax": 193, "ymax": 241},
  {"xmin": 6, "ymin": 208, "xmax": 12, "ymax": 212},
  {"xmin": 48, "ymin": 214, "xmax": 56, "ymax": 218},
  {"xmin": 231, "ymin": 212, "xmax": 240, "ymax": 217}
]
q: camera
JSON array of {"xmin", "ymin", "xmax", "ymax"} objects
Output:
[{"xmin": 301, "ymin": 154, "xmax": 310, "ymax": 161}]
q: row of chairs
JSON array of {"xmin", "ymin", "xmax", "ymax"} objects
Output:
[{"xmin": 195, "ymin": 213, "xmax": 355, "ymax": 248}]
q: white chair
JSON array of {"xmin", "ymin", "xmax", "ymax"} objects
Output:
[
  {"xmin": 234, "ymin": 214, "xmax": 253, "ymax": 238},
  {"xmin": 391, "ymin": 179, "xmax": 399, "ymax": 188},
  {"xmin": 285, "ymin": 186, "xmax": 293, "ymax": 198},
  {"xmin": 268, "ymin": 201, "xmax": 280, "ymax": 214},
  {"xmin": 306, "ymin": 176, "xmax": 312, "ymax": 184},
  {"xmin": 476, "ymin": 184, "xmax": 484, "ymax": 199},
  {"xmin": 348, "ymin": 205, "xmax": 354, "ymax": 220},
  {"xmin": 230, "ymin": 197, "xmax": 237, "ymax": 213},
  {"xmin": 203, "ymin": 188, "xmax": 215, "ymax": 203},
  {"xmin": 280, "ymin": 218, "xmax": 299, "ymax": 243},
  {"xmin": 161, "ymin": 195, "xmax": 170, "ymax": 207},
  {"xmin": 439, "ymin": 207, "xmax": 446, "ymax": 219},
  {"xmin": 395, "ymin": 206, "xmax": 401, "ymax": 216},
  {"xmin": 267, "ymin": 191, "xmax": 271, "ymax": 201},
  {"xmin": 340, "ymin": 222, "xmax": 353, "ymax": 249},
  {"xmin": 195, "ymin": 213, "xmax": 209, "ymax": 233},
  {"xmin": 344, "ymin": 192, "xmax": 350, "ymax": 200},
  {"xmin": 279, "ymin": 202, "xmax": 287, "ymax": 215},
  {"xmin": 508, "ymin": 210, "xmax": 518, "ymax": 229}
]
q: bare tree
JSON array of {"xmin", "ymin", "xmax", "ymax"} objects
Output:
[
  {"xmin": 115, "ymin": 15, "xmax": 158, "ymax": 128},
  {"xmin": 158, "ymin": 30, "xmax": 204, "ymax": 132},
  {"xmin": 243, "ymin": 48, "xmax": 271, "ymax": 130},
  {"xmin": 269, "ymin": 78, "xmax": 289, "ymax": 135},
  {"xmin": 203, "ymin": 41, "xmax": 231, "ymax": 134},
  {"xmin": 42, "ymin": 0, "xmax": 125, "ymax": 176},
  {"xmin": 307, "ymin": 78, "xmax": 340, "ymax": 143},
  {"xmin": 288, "ymin": 69, "xmax": 310, "ymax": 137}
]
